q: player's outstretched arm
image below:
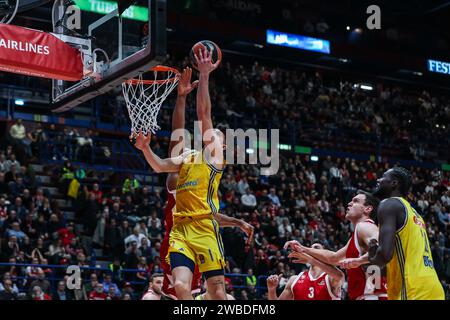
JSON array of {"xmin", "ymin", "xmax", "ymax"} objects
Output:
[
  {"xmin": 338, "ymin": 253, "xmax": 369, "ymax": 269},
  {"xmin": 285, "ymin": 240, "xmax": 349, "ymax": 265},
  {"xmin": 194, "ymin": 48, "xmax": 224, "ymax": 169},
  {"xmin": 132, "ymin": 131, "xmax": 187, "ymax": 173},
  {"xmin": 266, "ymin": 274, "xmax": 294, "ymax": 300},
  {"xmin": 369, "ymin": 199, "xmax": 401, "ymax": 266},
  {"xmin": 289, "ymin": 252, "xmax": 345, "ymax": 284},
  {"xmin": 214, "ymin": 213, "xmax": 254, "ymax": 243},
  {"xmin": 169, "ymin": 67, "xmax": 198, "ymax": 157},
  {"xmin": 195, "ymin": 47, "xmax": 219, "ymax": 137}
]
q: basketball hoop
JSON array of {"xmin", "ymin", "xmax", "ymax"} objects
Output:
[{"xmin": 122, "ymin": 65, "xmax": 180, "ymax": 135}]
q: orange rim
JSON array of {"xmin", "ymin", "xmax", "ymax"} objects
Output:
[{"xmin": 125, "ymin": 65, "xmax": 180, "ymax": 85}]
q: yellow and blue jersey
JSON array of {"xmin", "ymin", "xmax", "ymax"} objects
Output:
[
  {"xmin": 167, "ymin": 149, "xmax": 226, "ymax": 273},
  {"xmin": 174, "ymin": 149, "xmax": 224, "ymax": 219},
  {"xmin": 386, "ymin": 197, "xmax": 445, "ymax": 300}
]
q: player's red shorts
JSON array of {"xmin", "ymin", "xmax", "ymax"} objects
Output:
[{"xmin": 161, "ymin": 191, "xmax": 202, "ymax": 298}]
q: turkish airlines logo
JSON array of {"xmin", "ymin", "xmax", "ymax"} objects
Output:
[{"xmin": 0, "ymin": 38, "xmax": 50, "ymax": 55}]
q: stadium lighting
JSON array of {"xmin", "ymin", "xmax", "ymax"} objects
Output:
[
  {"xmin": 311, "ymin": 155, "xmax": 319, "ymax": 162},
  {"xmin": 353, "ymin": 84, "xmax": 373, "ymax": 91},
  {"xmin": 360, "ymin": 84, "xmax": 373, "ymax": 91},
  {"xmin": 14, "ymin": 99, "xmax": 24, "ymax": 106},
  {"xmin": 278, "ymin": 144, "xmax": 292, "ymax": 150},
  {"xmin": 266, "ymin": 29, "xmax": 331, "ymax": 54},
  {"xmin": 346, "ymin": 26, "xmax": 351, "ymax": 31}
]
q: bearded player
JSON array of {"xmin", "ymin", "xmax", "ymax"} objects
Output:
[
  {"xmin": 133, "ymin": 47, "xmax": 244, "ymax": 300},
  {"xmin": 267, "ymin": 243, "xmax": 344, "ymax": 300},
  {"xmin": 369, "ymin": 167, "xmax": 444, "ymax": 300},
  {"xmin": 159, "ymin": 67, "xmax": 254, "ymax": 299},
  {"xmin": 286, "ymin": 191, "xmax": 388, "ymax": 300},
  {"xmin": 141, "ymin": 273, "xmax": 164, "ymax": 300}
]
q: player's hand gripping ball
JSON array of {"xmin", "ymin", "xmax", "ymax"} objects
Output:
[{"xmin": 190, "ymin": 40, "xmax": 222, "ymax": 71}]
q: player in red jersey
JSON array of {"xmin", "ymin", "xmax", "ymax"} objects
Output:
[
  {"xmin": 286, "ymin": 191, "xmax": 388, "ymax": 300},
  {"xmin": 159, "ymin": 67, "xmax": 254, "ymax": 299},
  {"xmin": 267, "ymin": 243, "xmax": 344, "ymax": 300},
  {"xmin": 141, "ymin": 273, "xmax": 164, "ymax": 300},
  {"xmin": 160, "ymin": 183, "xmax": 202, "ymax": 299}
]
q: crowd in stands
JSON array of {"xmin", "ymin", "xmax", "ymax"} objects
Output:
[
  {"xmin": 0, "ymin": 130, "xmax": 449, "ymax": 300},
  {"xmin": 99, "ymin": 54, "xmax": 450, "ymax": 163},
  {"xmin": 4, "ymin": 54, "xmax": 450, "ymax": 163},
  {"xmin": 204, "ymin": 58, "xmax": 449, "ymax": 162},
  {"xmin": 0, "ymin": 55, "xmax": 449, "ymax": 300}
]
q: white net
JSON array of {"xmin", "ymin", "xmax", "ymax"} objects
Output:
[{"xmin": 122, "ymin": 66, "xmax": 180, "ymax": 135}]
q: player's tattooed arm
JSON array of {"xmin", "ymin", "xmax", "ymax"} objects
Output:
[
  {"xmin": 285, "ymin": 240, "xmax": 349, "ymax": 266},
  {"xmin": 288, "ymin": 252, "xmax": 345, "ymax": 285},
  {"xmin": 338, "ymin": 253, "xmax": 369, "ymax": 269},
  {"xmin": 369, "ymin": 199, "xmax": 402, "ymax": 266}
]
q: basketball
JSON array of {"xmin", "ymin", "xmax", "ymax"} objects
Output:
[{"xmin": 189, "ymin": 40, "xmax": 222, "ymax": 70}]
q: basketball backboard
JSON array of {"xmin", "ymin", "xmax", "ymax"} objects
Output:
[{"xmin": 51, "ymin": 0, "xmax": 167, "ymax": 113}]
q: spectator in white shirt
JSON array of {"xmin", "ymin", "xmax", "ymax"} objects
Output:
[
  {"xmin": 441, "ymin": 191, "xmax": 450, "ymax": 206},
  {"xmin": 237, "ymin": 177, "xmax": 250, "ymax": 195},
  {"xmin": 278, "ymin": 218, "xmax": 293, "ymax": 238},
  {"xmin": 306, "ymin": 169, "xmax": 316, "ymax": 184},
  {"xmin": 124, "ymin": 227, "xmax": 150, "ymax": 249},
  {"xmin": 318, "ymin": 196, "xmax": 330, "ymax": 213},
  {"xmin": 296, "ymin": 197, "xmax": 306, "ymax": 209},
  {"xmin": 262, "ymin": 83, "xmax": 273, "ymax": 96},
  {"xmin": 0, "ymin": 154, "xmax": 8, "ymax": 173},
  {"xmin": 329, "ymin": 165, "xmax": 342, "ymax": 180},
  {"xmin": 5, "ymin": 154, "xmax": 20, "ymax": 173},
  {"xmin": 246, "ymin": 94, "xmax": 256, "ymax": 108},
  {"xmin": 25, "ymin": 257, "xmax": 43, "ymax": 279},
  {"xmin": 147, "ymin": 211, "xmax": 161, "ymax": 230},
  {"xmin": 425, "ymin": 183, "xmax": 434, "ymax": 194},
  {"xmin": 9, "ymin": 119, "xmax": 32, "ymax": 156},
  {"xmin": 418, "ymin": 195, "xmax": 429, "ymax": 212},
  {"xmin": 241, "ymin": 188, "xmax": 257, "ymax": 210},
  {"xmin": 9, "ymin": 119, "xmax": 26, "ymax": 141},
  {"xmin": 267, "ymin": 188, "xmax": 281, "ymax": 207}
]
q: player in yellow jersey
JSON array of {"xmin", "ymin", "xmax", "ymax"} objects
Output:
[
  {"xmin": 369, "ymin": 167, "xmax": 445, "ymax": 300},
  {"xmin": 162, "ymin": 66, "xmax": 253, "ymax": 300},
  {"xmin": 132, "ymin": 47, "xmax": 230, "ymax": 300}
]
